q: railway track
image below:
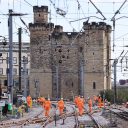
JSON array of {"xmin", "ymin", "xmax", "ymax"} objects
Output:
[
  {"xmin": 111, "ymin": 107, "xmax": 128, "ymax": 121},
  {"xmin": 0, "ymin": 101, "xmax": 111, "ymax": 128},
  {"xmin": 83, "ymin": 107, "xmax": 104, "ymax": 128},
  {"xmin": 59, "ymin": 102, "xmax": 105, "ymax": 128},
  {"xmin": 0, "ymin": 110, "xmax": 45, "ymax": 128}
]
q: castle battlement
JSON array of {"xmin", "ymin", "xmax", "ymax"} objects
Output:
[
  {"xmin": 83, "ymin": 21, "xmax": 112, "ymax": 32},
  {"xmin": 33, "ymin": 6, "xmax": 48, "ymax": 23},
  {"xmin": 33, "ymin": 6, "xmax": 48, "ymax": 12},
  {"xmin": 54, "ymin": 25, "xmax": 63, "ymax": 33},
  {"xmin": 29, "ymin": 23, "xmax": 54, "ymax": 31}
]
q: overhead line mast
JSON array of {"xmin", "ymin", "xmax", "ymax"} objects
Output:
[
  {"xmin": 8, "ymin": 10, "xmax": 27, "ymax": 103},
  {"xmin": 111, "ymin": 0, "xmax": 128, "ymax": 52}
]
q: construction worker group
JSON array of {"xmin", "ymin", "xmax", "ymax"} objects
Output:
[
  {"xmin": 26, "ymin": 94, "xmax": 105, "ymax": 117},
  {"xmin": 37, "ymin": 97, "xmax": 65, "ymax": 117},
  {"xmin": 74, "ymin": 95, "xmax": 105, "ymax": 115}
]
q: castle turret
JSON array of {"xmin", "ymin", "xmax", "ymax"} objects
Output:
[
  {"xmin": 33, "ymin": 6, "xmax": 48, "ymax": 23},
  {"xmin": 54, "ymin": 25, "xmax": 63, "ymax": 33}
]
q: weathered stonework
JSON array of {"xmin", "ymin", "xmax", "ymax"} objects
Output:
[{"xmin": 29, "ymin": 5, "xmax": 112, "ymax": 99}]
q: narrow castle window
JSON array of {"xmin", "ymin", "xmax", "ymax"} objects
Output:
[
  {"xmin": 72, "ymin": 82, "xmax": 74, "ymax": 87},
  {"xmin": 79, "ymin": 47, "xmax": 83, "ymax": 52},
  {"xmin": 93, "ymin": 82, "xmax": 96, "ymax": 89}
]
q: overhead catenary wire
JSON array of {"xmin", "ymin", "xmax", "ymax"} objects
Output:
[
  {"xmin": 48, "ymin": 0, "xmax": 77, "ymax": 32},
  {"xmin": 1, "ymin": 1, "xmax": 128, "ymax": 77},
  {"xmin": 49, "ymin": 0, "xmax": 67, "ymax": 16},
  {"xmin": 89, "ymin": 0, "xmax": 106, "ymax": 20},
  {"xmin": 23, "ymin": 0, "xmax": 33, "ymax": 7},
  {"xmin": 120, "ymin": 50, "xmax": 128, "ymax": 63},
  {"xmin": 111, "ymin": 0, "xmax": 128, "ymax": 21},
  {"xmin": 70, "ymin": 16, "xmax": 104, "ymax": 23},
  {"xmin": 111, "ymin": 0, "xmax": 128, "ymax": 52}
]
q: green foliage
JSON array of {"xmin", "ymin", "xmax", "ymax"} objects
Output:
[{"xmin": 100, "ymin": 88, "xmax": 128, "ymax": 104}]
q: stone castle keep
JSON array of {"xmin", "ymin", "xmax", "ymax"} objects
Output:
[{"xmin": 29, "ymin": 5, "xmax": 112, "ymax": 99}]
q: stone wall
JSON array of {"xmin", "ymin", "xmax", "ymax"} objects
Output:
[{"xmin": 29, "ymin": 5, "xmax": 112, "ymax": 99}]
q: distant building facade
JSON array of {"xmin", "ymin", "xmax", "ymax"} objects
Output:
[
  {"xmin": 29, "ymin": 5, "xmax": 112, "ymax": 99},
  {"xmin": 0, "ymin": 42, "xmax": 30, "ymax": 94}
]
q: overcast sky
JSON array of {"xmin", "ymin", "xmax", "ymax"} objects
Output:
[{"xmin": 0, "ymin": 0, "xmax": 128, "ymax": 81}]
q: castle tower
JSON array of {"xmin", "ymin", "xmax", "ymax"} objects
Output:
[
  {"xmin": 33, "ymin": 6, "xmax": 48, "ymax": 23},
  {"xmin": 82, "ymin": 22, "xmax": 112, "ymax": 97},
  {"xmin": 29, "ymin": 6, "xmax": 54, "ymax": 98}
]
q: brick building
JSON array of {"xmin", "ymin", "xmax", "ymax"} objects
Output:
[{"xmin": 29, "ymin": 5, "xmax": 112, "ymax": 99}]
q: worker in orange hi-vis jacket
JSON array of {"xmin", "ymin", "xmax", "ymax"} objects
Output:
[
  {"xmin": 30, "ymin": 97, "xmax": 33, "ymax": 108},
  {"xmin": 74, "ymin": 96, "xmax": 81, "ymax": 107},
  {"xmin": 58, "ymin": 98, "xmax": 65, "ymax": 115},
  {"xmin": 26, "ymin": 95, "xmax": 32, "ymax": 108},
  {"xmin": 81, "ymin": 96, "xmax": 85, "ymax": 105},
  {"xmin": 74, "ymin": 96, "xmax": 78, "ymax": 107},
  {"xmin": 88, "ymin": 97, "xmax": 93, "ymax": 113},
  {"xmin": 93, "ymin": 95, "xmax": 98, "ymax": 107},
  {"xmin": 44, "ymin": 98, "xmax": 51, "ymax": 117},
  {"xmin": 77, "ymin": 98, "xmax": 84, "ymax": 116},
  {"xmin": 40, "ymin": 97, "xmax": 46, "ymax": 108},
  {"xmin": 98, "ymin": 95, "xmax": 102, "ymax": 109}
]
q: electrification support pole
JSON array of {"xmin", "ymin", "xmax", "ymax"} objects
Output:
[
  {"xmin": 112, "ymin": 19, "xmax": 115, "ymax": 52},
  {"xmin": 23, "ymin": 56, "xmax": 27, "ymax": 97},
  {"xmin": 80, "ymin": 58, "xmax": 84, "ymax": 96},
  {"xmin": 113, "ymin": 59, "xmax": 118, "ymax": 104},
  {"xmin": 111, "ymin": 0, "xmax": 128, "ymax": 52},
  {"xmin": 18, "ymin": 28, "xmax": 22, "ymax": 91},
  {"xmin": 8, "ymin": 10, "xmax": 27, "ymax": 103},
  {"xmin": 56, "ymin": 65, "xmax": 59, "ymax": 101},
  {"xmin": 7, "ymin": 53, "xmax": 9, "ymax": 93},
  {"xmin": 8, "ymin": 9, "xmax": 13, "ymax": 104}
]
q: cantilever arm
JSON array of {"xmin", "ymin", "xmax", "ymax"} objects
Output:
[{"xmin": 89, "ymin": 0, "xmax": 106, "ymax": 20}]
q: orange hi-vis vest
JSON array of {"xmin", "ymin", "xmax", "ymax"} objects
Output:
[
  {"xmin": 27, "ymin": 96, "xmax": 32, "ymax": 107},
  {"xmin": 88, "ymin": 99, "xmax": 92, "ymax": 107},
  {"xmin": 44, "ymin": 100, "xmax": 51, "ymax": 110},
  {"xmin": 74, "ymin": 97, "xmax": 78, "ymax": 106},
  {"xmin": 40, "ymin": 97, "xmax": 45, "ymax": 103},
  {"xmin": 77, "ymin": 99, "xmax": 84, "ymax": 109},
  {"xmin": 58, "ymin": 100, "xmax": 64, "ymax": 109}
]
